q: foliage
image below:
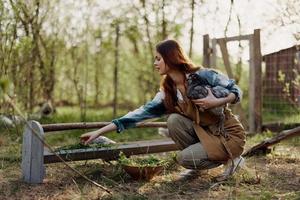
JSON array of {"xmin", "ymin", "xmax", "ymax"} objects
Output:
[
  {"xmin": 0, "ymin": 77, "xmax": 10, "ymax": 98},
  {"xmin": 118, "ymin": 152, "xmax": 170, "ymax": 167}
]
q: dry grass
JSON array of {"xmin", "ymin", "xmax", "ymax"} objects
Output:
[
  {"xmin": 1, "ymin": 127, "xmax": 300, "ymax": 200},
  {"xmin": 1, "ymin": 142, "xmax": 300, "ymax": 200}
]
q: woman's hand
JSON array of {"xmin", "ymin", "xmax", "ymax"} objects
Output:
[
  {"xmin": 192, "ymin": 87, "xmax": 236, "ymax": 110},
  {"xmin": 80, "ymin": 123, "xmax": 117, "ymax": 145},
  {"xmin": 192, "ymin": 88, "xmax": 221, "ymax": 110},
  {"xmin": 80, "ymin": 130, "xmax": 101, "ymax": 145}
]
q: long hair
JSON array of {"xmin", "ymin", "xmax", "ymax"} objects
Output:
[{"xmin": 156, "ymin": 39, "xmax": 201, "ymax": 112}]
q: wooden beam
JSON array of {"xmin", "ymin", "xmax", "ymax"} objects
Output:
[
  {"xmin": 42, "ymin": 122, "xmax": 167, "ymax": 133},
  {"xmin": 44, "ymin": 139, "xmax": 178, "ymax": 164},
  {"xmin": 249, "ymin": 35, "xmax": 255, "ymax": 133},
  {"xmin": 249, "ymin": 29, "xmax": 262, "ymax": 133},
  {"xmin": 203, "ymin": 34, "xmax": 210, "ymax": 68},
  {"xmin": 243, "ymin": 126, "xmax": 300, "ymax": 157},
  {"xmin": 216, "ymin": 34, "xmax": 252, "ymax": 42},
  {"xmin": 253, "ymin": 29, "xmax": 262, "ymax": 133},
  {"xmin": 217, "ymin": 38, "xmax": 234, "ymax": 79},
  {"xmin": 211, "ymin": 38, "xmax": 217, "ymax": 68}
]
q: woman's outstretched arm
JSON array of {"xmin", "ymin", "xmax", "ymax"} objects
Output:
[
  {"xmin": 80, "ymin": 123, "xmax": 117, "ymax": 144},
  {"xmin": 80, "ymin": 90, "xmax": 166, "ymax": 144}
]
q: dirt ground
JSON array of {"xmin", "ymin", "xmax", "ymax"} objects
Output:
[{"xmin": 0, "ymin": 144, "xmax": 299, "ymax": 200}]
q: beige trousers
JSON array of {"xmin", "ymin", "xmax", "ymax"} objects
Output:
[{"xmin": 167, "ymin": 113, "xmax": 222, "ymax": 170}]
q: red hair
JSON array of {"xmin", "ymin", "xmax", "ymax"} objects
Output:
[{"xmin": 156, "ymin": 39, "xmax": 201, "ymax": 112}]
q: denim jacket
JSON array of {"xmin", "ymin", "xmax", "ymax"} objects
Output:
[{"xmin": 112, "ymin": 69, "xmax": 242, "ymax": 133}]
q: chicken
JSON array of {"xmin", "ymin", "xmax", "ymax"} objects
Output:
[{"xmin": 186, "ymin": 73, "xmax": 230, "ymax": 136}]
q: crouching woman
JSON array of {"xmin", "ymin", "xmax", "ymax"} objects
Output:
[{"xmin": 81, "ymin": 39, "xmax": 246, "ymax": 180}]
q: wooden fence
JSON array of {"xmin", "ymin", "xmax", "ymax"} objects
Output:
[
  {"xmin": 21, "ymin": 121, "xmax": 178, "ymax": 183},
  {"xmin": 203, "ymin": 29, "xmax": 262, "ymax": 133}
]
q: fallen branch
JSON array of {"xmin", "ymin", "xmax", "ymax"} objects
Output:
[{"xmin": 243, "ymin": 126, "xmax": 300, "ymax": 157}]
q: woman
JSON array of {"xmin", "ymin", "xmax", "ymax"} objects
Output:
[{"xmin": 80, "ymin": 39, "xmax": 246, "ymax": 180}]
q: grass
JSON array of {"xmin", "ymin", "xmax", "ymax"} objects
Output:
[
  {"xmin": 262, "ymin": 97, "xmax": 300, "ymax": 123},
  {"xmin": 0, "ymin": 135, "xmax": 299, "ymax": 199},
  {"xmin": 0, "ymin": 106, "xmax": 300, "ymax": 199}
]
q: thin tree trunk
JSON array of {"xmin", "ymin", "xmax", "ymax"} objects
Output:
[
  {"xmin": 141, "ymin": 0, "xmax": 154, "ymax": 62},
  {"xmin": 189, "ymin": 0, "xmax": 195, "ymax": 58},
  {"xmin": 113, "ymin": 23, "xmax": 120, "ymax": 117},
  {"xmin": 141, "ymin": 0, "xmax": 159, "ymax": 93},
  {"xmin": 94, "ymin": 57, "xmax": 100, "ymax": 106},
  {"xmin": 162, "ymin": 0, "xmax": 167, "ymax": 40},
  {"xmin": 28, "ymin": 56, "xmax": 35, "ymax": 112},
  {"xmin": 94, "ymin": 33, "xmax": 103, "ymax": 106},
  {"xmin": 70, "ymin": 47, "xmax": 83, "ymax": 111}
]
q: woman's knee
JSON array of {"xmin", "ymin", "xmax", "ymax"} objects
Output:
[
  {"xmin": 167, "ymin": 113, "xmax": 186, "ymax": 139},
  {"xmin": 167, "ymin": 113, "xmax": 183, "ymax": 129}
]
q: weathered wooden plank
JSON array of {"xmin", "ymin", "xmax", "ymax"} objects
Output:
[
  {"xmin": 249, "ymin": 29, "xmax": 262, "ymax": 133},
  {"xmin": 21, "ymin": 120, "xmax": 45, "ymax": 183},
  {"xmin": 44, "ymin": 139, "xmax": 179, "ymax": 164},
  {"xmin": 30, "ymin": 121, "xmax": 45, "ymax": 183},
  {"xmin": 203, "ymin": 34, "xmax": 210, "ymax": 68},
  {"xmin": 216, "ymin": 34, "xmax": 252, "ymax": 42},
  {"xmin": 253, "ymin": 29, "xmax": 262, "ymax": 133},
  {"xmin": 211, "ymin": 38, "xmax": 217, "ymax": 68},
  {"xmin": 249, "ymin": 34, "xmax": 255, "ymax": 133},
  {"xmin": 218, "ymin": 38, "xmax": 234, "ymax": 79},
  {"xmin": 42, "ymin": 122, "xmax": 167, "ymax": 133},
  {"xmin": 21, "ymin": 121, "xmax": 32, "ymax": 183}
]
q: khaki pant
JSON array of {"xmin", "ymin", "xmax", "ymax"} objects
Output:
[{"xmin": 167, "ymin": 113, "xmax": 222, "ymax": 170}]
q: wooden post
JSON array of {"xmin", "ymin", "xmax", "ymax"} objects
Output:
[
  {"xmin": 211, "ymin": 38, "xmax": 217, "ymax": 68},
  {"xmin": 218, "ymin": 38, "xmax": 234, "ymax": 79},
  {"xmin": 22, "ymin": 120, "xmax": 45, "ymax": 183},
  {"xmin": 249, "ymin": 29, "xmax": 262, "ymax": 133},
  {"xmin": 253, "ymin": 29, "xmax": 262, "ymax": 133},
  {"xmin": 203, "ymin": 34, "xmax": 210, "ymax": 67}
]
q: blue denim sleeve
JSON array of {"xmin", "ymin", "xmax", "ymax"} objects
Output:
[
  {"xmin": 196, "ymin": 69, "xmax": 242, "ymax": 104},
  {"xmin": 111, "ymin": 91, "xmax": 166, "ymax": 133}
]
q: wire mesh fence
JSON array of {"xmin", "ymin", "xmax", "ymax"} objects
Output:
[{"xmin": 262, "ymin": 46, "xmax": 300, "ymax": 123}]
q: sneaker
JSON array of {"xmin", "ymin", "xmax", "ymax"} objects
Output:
[{"xmin": 216, "ymin": 156, "xmax": 245, "ymax": 181}]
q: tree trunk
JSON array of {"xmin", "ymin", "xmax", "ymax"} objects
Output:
[
  {"xmin": 113, "ymin": 23, "xmax": 120, "ymax": 117},
  {"xmin": 141, "ymin": 0, "xmax": 159, "ymax": 93},
  {"xmin": 162, "ymin": 0, "xmax": 167, "ymax": 40},
  {"xmin": 189, "ymin": 0, "xmax": 195, "ymax": 59},
  {"xmin": 94, "ymin": 57, "xmax": 100, "ymax": 106}
]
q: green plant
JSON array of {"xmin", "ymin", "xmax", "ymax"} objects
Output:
[{"xmin": 118, "ymin": 152, "xmax": 169, "ymax": 167}]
